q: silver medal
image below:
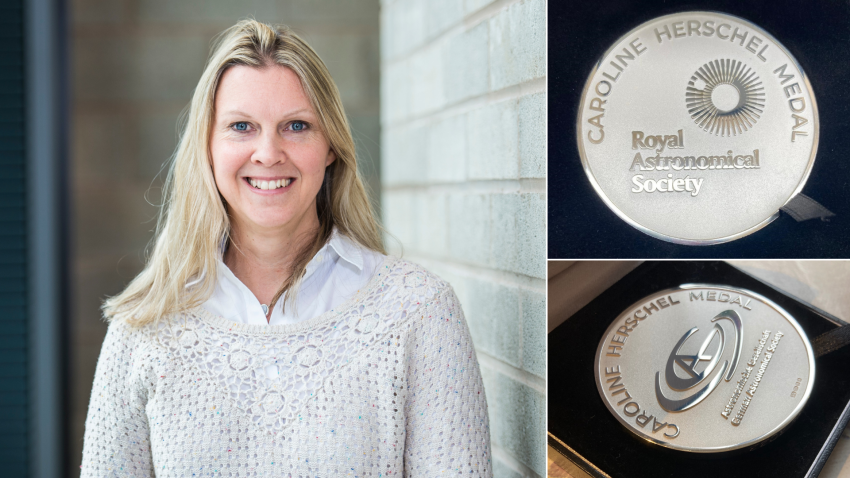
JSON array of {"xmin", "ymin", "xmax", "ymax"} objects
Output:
[
  {"xmin": 594, "ymin": 285, "xmax": 815, "ymax": 452},
  {"xmin": 577, "ymin": 12, "xmax": 818, "ymax": 244}
]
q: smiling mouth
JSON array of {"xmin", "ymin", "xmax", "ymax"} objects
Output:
[{"xmin": 247, "ymin": 178, "xmax": 293, "ymax": 190}]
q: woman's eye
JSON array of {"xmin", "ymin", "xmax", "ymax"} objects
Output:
[
  {"xmin": 290, "ymin": 121, "xmax": 307, "ymax": 131},
  {"xmin": 232, "ymin": 122, "xmax": 249, "ymax": 132}
]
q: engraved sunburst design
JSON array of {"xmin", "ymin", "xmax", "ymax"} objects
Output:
[{"xmin": 685, "ymin": 59, "xmax": 765, "ymax": 136}]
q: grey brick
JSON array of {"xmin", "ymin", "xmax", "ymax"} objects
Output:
[
  {"xmin": 482, "ymin": 369, "xmax": 546, "ymax": 476},
  {"xmin": 410, "ymin": 44, "xmax": 446, "ymax": 116},
  {"xmin": 519, "ymin": 92, "xmax": 546, "ymax": 178},
  {"xmin": 465, "ymin": 279, "xmax": 521, "ymax": 367},
  {"xmin": 467, "ymin": 100, "xmax": 519, "ymax": 180},
  {"xmin": 416, "ymin": 193, "xmax": 449, "ymax": 257},
  {"xmin": 382, "ymin": 190, "xmax": 417, "ymax": 254},
  {"xmin": 381, "ymin": 60, "xmax": 412, "ymax": 125},
  {"xmin": 480, "ymin": 367, "xmax": 546, "ymax": 476},
  {"xmin": 427, "ymin": 113, "xmax": 467, "ymax": 183},
  {"xmin": 382, "ymin": 124, "xmax": 427, "ymax": 185},
  {"xmin": 384, "ymin": 0, "xmax": 427, "ymax": 60},
  {"xmin": 522, "ymin": 289, "xmax": 546, "ymax": 378},
  {"xmin": 424, "ymin": 0, "xmax": 466, "ymax": 40},
  {"xmin": 489, "ymin": 0, "xmax": 546, "ymax": 90},
  {"xmin": 517, "ymin": 193, "xmax": 546, "ymax": 279},
  {"xmin": 490, "ymin": 193, "xmax": 519, "ymax": 273},
  {"xmin": 448, "ymin": 194, "xmax": 491, "ymax": 266},
  {"xmin": 491, "ymin": 192, "xmax": 546, "ymax": 278},
  {"xmin": 443, "ymin": 21, "xmax": 489, "ymax": 105}
]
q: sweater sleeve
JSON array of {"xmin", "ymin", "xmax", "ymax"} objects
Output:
[
  {"xmin": 403, "ymin": 285, "xmax": 493, "ymax": 477},
  {"xmin": 81, "ymin": 320, "xmax": 154, "ymax": 477}
]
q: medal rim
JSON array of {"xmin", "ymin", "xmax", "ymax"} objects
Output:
[
  {"xmin": 593, "ymin": 283, "xmax": 816, "ymax": 453},
  {"xmin": 576, "ymin": 10, "xmax": 820, "ymax": 246}
]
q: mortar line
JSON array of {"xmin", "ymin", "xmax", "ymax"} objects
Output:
[
  {"xmin": 381, "ymin": 0, "xmax": 524, "ymax": 65},
  {"xmin": 477, "ymin": 351, "xmax": 546, "ymax": 393},
  {"xmin": 383, "ymin": 178, "xmax": 547, "ymax": 194},
  {"xmin": 492, "ymin": 443, "xmax": 544, "ymax": 478},
  {"xmin": 382, "ymin": 77, "xmax": 546, "ymax": 130}
]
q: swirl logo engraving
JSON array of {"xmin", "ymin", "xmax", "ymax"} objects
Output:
[
  {"xmin": 655, "ymin": 310, "xmax": 744, "ymax": 412},
  {"xmin": 686, "ymin": 59, "xmax": 766, "ymax": 136}
]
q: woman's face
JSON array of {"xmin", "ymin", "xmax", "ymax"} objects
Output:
[{"xmin": 210, "ymin": 65, "xmax": 335, "ymax": 237}]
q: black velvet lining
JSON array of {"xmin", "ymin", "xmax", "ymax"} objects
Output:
[{"xmin": 548, "ymin": 262, "xmax": 850, "ymax": 477}]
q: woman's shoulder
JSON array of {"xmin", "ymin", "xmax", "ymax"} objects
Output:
[
  {"xmin": 378, "ymin": 256, "xmax": 457, "ymax": 303},
  {"xmin": 103, "ymin": 314, "xmax": 156, "ymax": 339},
  {"xmin": 102, "ymin": 312, "xmax": 179, "ymax": 351}
]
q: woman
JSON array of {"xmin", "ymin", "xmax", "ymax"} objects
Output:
[{"xmin": 81, "ymin": 20, "xmax": 492, "ymax": 477}]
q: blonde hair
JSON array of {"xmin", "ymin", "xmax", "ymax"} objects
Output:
[{"xmin": 104, "ymin": 19, "xmax": 384, "ymax": 326}]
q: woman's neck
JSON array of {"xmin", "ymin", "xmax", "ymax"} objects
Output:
[{"xmin": 224, "ymin": 213, "xmax": 319, "ymax": 308}]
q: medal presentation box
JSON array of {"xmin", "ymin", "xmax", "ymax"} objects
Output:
[
  {"xmin": 548, "ymin": 262, "xmax": 850, "ymax": 478},
  {"xmin": 548, "ymin": 0, "xmax": 850, "ymax": 258}
]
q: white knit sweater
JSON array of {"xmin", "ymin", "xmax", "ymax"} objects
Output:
[{"xmin": 81, "ymin": 257, "xmax": 492, "ymax": 477}]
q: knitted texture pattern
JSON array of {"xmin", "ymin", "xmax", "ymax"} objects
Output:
[{"xmin": 81, "ymin": 258, "xmax": 492, "ymax": 477}]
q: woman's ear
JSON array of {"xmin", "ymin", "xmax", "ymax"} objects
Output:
[{"xmin": 325, "ymin": 148, "xmax": 336, "ymax": 167}]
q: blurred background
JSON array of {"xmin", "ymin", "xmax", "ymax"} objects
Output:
[{"xmin": 3, "ymin": 0, "xmax": 546, "ymax": 476}]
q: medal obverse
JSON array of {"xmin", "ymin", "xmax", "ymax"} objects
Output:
[
  {"xmin": 594, "ymin": 285, "xmax": 815, "ymax": 452},
  {"xmin": 577, "ymin": 12, "xmax": 818, "ymax": 245}
]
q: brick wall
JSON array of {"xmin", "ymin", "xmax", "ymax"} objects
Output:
[
  {"xmin": 380, "ymin": 0, "xmax": 547, "ymax": 476},
  {"xmin": 69, "ymin": 1, "xmax": 381, "ymax": 473}
]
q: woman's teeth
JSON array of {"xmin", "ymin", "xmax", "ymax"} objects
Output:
[{"xmin": 248, "ymin": 178, "xmax": 292, "ymax": 190}]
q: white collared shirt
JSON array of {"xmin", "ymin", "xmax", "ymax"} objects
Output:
[{"xmin": 202, "ymin": 230, "xmax": 386, "ymax": 326}]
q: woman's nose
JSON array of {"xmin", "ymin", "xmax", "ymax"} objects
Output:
[{"xmin": 250, "ymin": 131, "xmax": 287, "ymax": 166}]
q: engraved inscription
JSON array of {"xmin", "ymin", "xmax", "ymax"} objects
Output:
[
  {"xmin": 791, "ymin": 377, "xmax": 802, "ymax": 398},
  {"xmin": 686, "ymin": 59, "xmax": 765, "ymax": 136},
  {"xmin": 631, "ymin": 174, "xmax": 703, "ymax": 197},
  {"xmin": 652, "ymin": 19, "xmax": 770, "ymax": 62},
  {"xmin": 605, "ymin": 295, "xmax": 681, "ymax": 357},
  {"xmin": 655, "ymin": 310, "xmax": 743, "ymax": 412},
  {"xmin": 629, "ymin": 149, "xmax": 761, "ymax": 172},
  {"xmin": 633, "ymin": 130, "xmax": 684, "ymax": 152},
  {"xmin": 732, "ymin": 331, "xmax": 784, "ymax": 426},
  {"xmin": 605, "ymin": 366, "xmax": 679, "ymax": 438},
  {"xmin": 627, "ymin": 129, "xmax": 762, "ymax": 198},
  {"xmin": 689, "ymin": 290, "xmax": 752, "ymax": 310},
  {"xmin": 773, "ymin": 64, "xmax": 810, "ymax": 142},
  {"xmin": 721, "ymin": 330, "xmax": 769, "ymax": 419},
  {"xmin": 585, "ymin": 38, "xmax": 648, "ymax": 145}
]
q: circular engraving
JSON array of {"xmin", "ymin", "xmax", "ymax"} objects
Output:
[
  {"xmin": 686, "ymin": 59, "xmax": 765, "ymax": 135},
  {"xmin": 710, "ymin": 83, "xmax": 740, "ymax": 113},
  {"xmin": 577, "ymin": 12, "xmax": 818, "ymax": 244},
  {"xmin": 594, "ymin": 285, "xmax": 815, "ymax": 452}
]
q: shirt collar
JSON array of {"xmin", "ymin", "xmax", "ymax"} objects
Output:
[
  {"xmin": 186, "ymin": 227, "xmax": 365, "ymax": 290},
  {"xmin": 326, "ymin": 229, "xmax": 364, "ymax": 271},
  {"xmin": 303, "ymin": 229, "xmax": 363, "ymax": 281}
]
